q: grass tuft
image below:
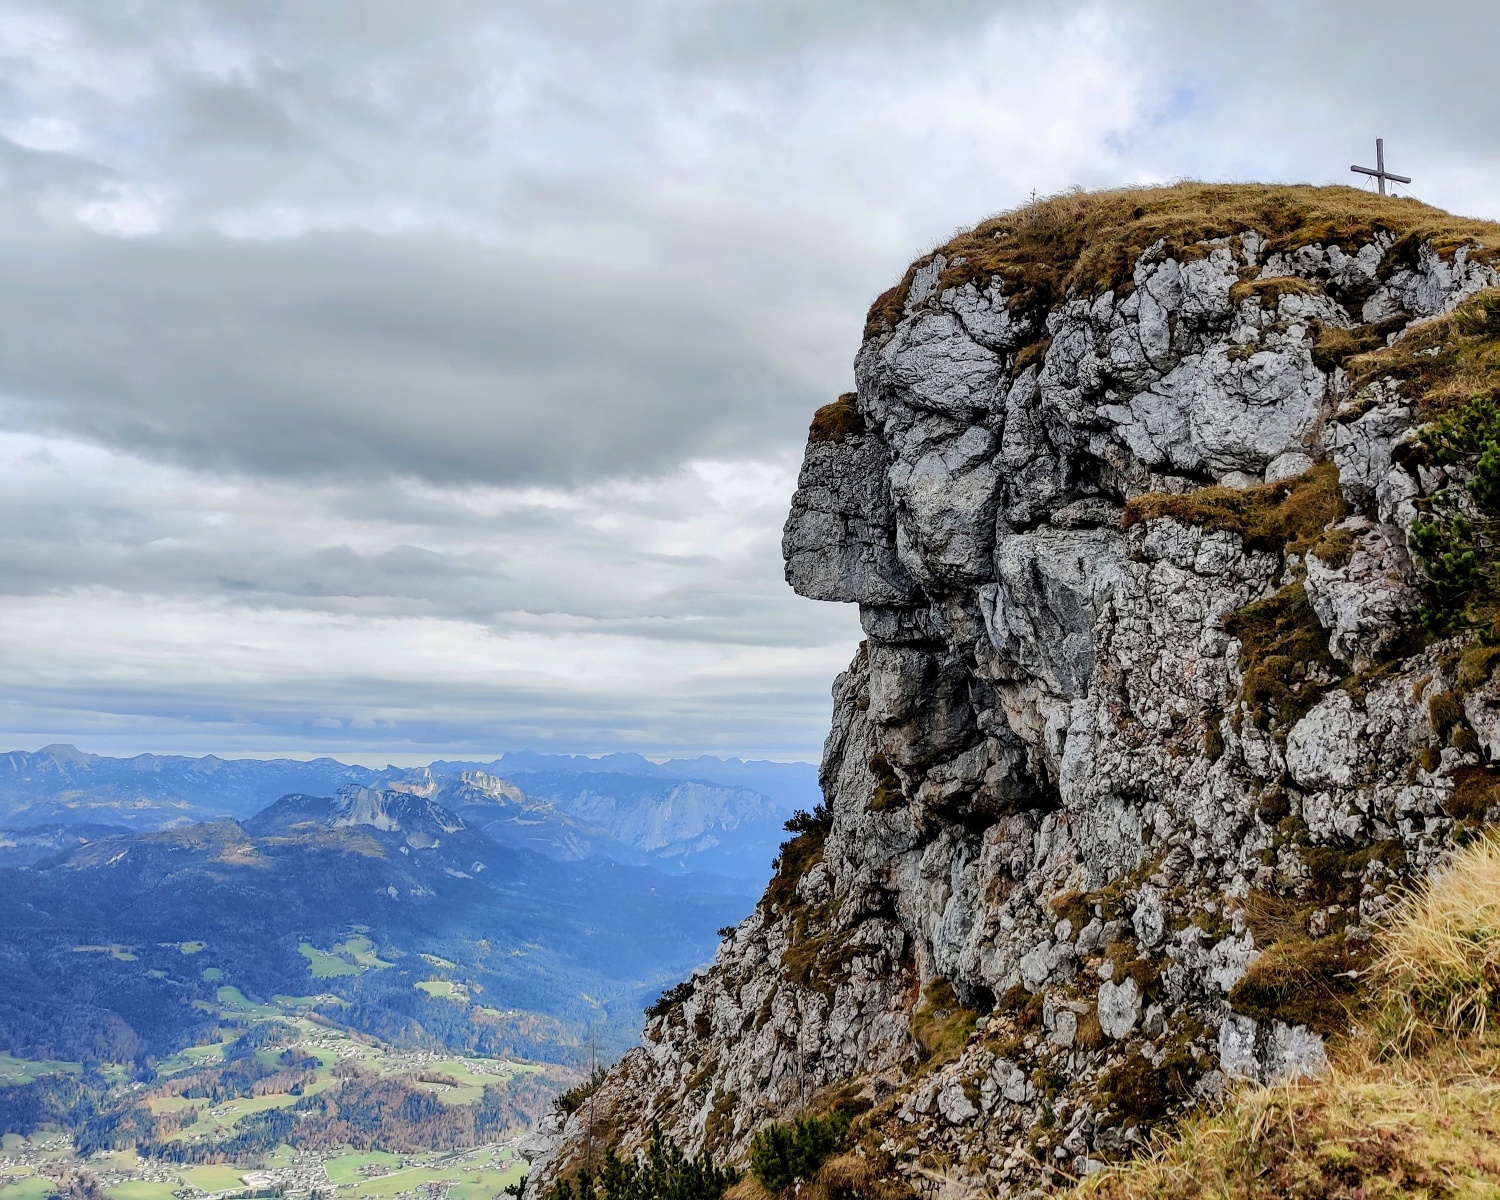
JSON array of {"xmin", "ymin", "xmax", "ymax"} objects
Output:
[
  {"xmin": 808, "ymin": 395, "xmax": 865, "ymax": 444},
  {"xmin": 1122, "ymin": 464, "xmax": 1344, "ymax": 558},
  {"xmin": 1377, "ymin": 834, "xmax": 1500, "ymax": 1048},
  {"xmin": 909, "ymin": 981, "xmax": 979, "ymax": 1067},
  {"xmin": 1076, "ymin": 835, "xmax": 1500, "ymax": 1200}
]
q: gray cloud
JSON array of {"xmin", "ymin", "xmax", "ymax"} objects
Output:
[
  {"xmin": 0, "ymin": 220, "xmax": 837, "ymax": 485},
  {"xmin": 0, "ymin": 0, "xmax": 1497, "ymax": 761}
]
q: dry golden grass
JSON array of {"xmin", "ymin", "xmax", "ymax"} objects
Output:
[
  {"xmin": 866, "ymin": 183, "xmax": 1500, "ymax": 337},
  {"xmin": 1075, "ymin": 835, "xmax": 1500, "ymax": 1200},
  {"xmin": 1079, "ymin": 1040, "xmax": 1500, "ymax": 1200},
  {"xmin": 728, "ymin": 1152, "xmax": 916, "ymax": 1200},
  {"xmin": 722, "ymin": 1174, "xmax": 771, "ymax": 1200},
  {"xmin": 1346, "ymin": 287, "xmax": 1500, "ymax": 419},
  {"xmin": 1377, "ymin": 834, "xmax": 1500, "ymax": 1048},
  {"xmin": 1121, "ymin": 463, "xmax": 1344, "ymax": 557}
]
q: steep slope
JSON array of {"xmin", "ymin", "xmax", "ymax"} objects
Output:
[
  {"xmin": 0, "ymin": 821, "xmax": 131, "ymax": 866},
  {"xmin": 531, "ymin": 184, "xmax": 1500, "ymax": 1195}
]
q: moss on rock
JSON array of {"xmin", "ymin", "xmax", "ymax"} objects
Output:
[
  {"xmin": 1225, "ymin": 582, "xmax": 1344, "ymax": 733},
  {"xmin": 1123, "ymin": 463, "xmax": 1344, "ymax": 558},
  {"xmin": 808, "ymin": 394, "xmax": 865, "ymax": 444}
]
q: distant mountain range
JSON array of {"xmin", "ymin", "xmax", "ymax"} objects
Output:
[
  {"xmin": 0, "ymin": 746, "xmax": 819, "ymax": 879},
  {"xmin": 0, "ymin": 746, "xmax": 817, "ymax": 1073},
  {"xmin": 0, "ymin": 779, "xmax": 759, "ymax": 1069}
]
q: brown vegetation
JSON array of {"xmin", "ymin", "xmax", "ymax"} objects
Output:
[
  {"xmin": 866, "ymin": 183, "xmax": 1500, "ymax": 338},
  {"xmin": 1122, "ymin": 463, "xmax": 1344, "ymax": 557},
  {"xmin": 1078, "ymin": 834, "xmax": 1500, "ymax": 1200},
  {"xmin": 1223, "ymin": 583, "xmax": 1343, "ymax": 733},
  {"xmin": 908, "ymin": 981, "xmax": 979, "ymax": 1068},
  {"xmin": 1347, "ymin": 287, "xmax": 1500, "ymax": 418},
  {"xmin": 1227, "ymin": 275, "xmax": 1320, "ymax": 308},
  {"xmin": 808, "ymin": 394, "xmax": 865, "ymax": 444},
  {"xmin": 764, "ymin": 826, "xmax": 826, "ymax": 915}
]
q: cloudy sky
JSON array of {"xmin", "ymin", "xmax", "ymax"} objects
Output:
[{"xmin": 1, "ymin": 0, "xmax": 1497, "ymax": 764}]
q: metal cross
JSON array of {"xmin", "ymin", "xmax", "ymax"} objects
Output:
[{"xmin": 1352, "ymin": 138, "xmax": 1411, "ymax": 196}]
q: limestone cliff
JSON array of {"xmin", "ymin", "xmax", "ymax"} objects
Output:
[{"xmin": 527, "ymin": 184, "xmax": 1500, "ymax": 1196}]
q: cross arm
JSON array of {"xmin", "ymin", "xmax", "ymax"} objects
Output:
[{"xmin": 1352, "ymin": 165, "xmax": 1412, "ymax": 184}]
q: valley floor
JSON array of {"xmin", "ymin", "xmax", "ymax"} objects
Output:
[
  {"xmin": 0, "ymin": 988, "xmax": 566, "ymax": 1200},
  {"xmin": 0, "ymin": 1131, "xmax": 528, "ymax": 1200}
]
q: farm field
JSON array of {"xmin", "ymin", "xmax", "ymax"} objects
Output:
[
  {"xmin": 0, "ymin": 1178, "xmax": 54, "ymax": 1200},
  {"xmin": 181, "ymin": 1165, "xmax": 251, "ymax": 1192},
  {"xmin": 105, "ymin": 1180, "xmax": 181, "ymax": 1200},
  {"xmin": 0, "ymin": 943, "xmax": 568, "ymax": 1200},
  {"xmin": 0, "ymin": 1054, "xmax": 80, "ymax": 1085}
]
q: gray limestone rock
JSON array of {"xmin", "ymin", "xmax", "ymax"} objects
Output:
[
  {"xmin": 534, "ymin": 209, "xmax": 1496, "ymax": 1200},
  {"xmin": 1219, "ymin": 1015, "xmax": 1328, "ymax": 1084},
  {"xmin": 1132, "ymin": 886, "xmax": 1165, "ymax": 949},
  {"xmin": 1305, "ymin": 516, "xmax": 1423, "ymax": 668},
  {"xmin": 1218, "ymin": 1014, "xmax": 1260, "ymax": 1081},
  {"xmin": 1097, "ymin": 977, "xmax": 1141, "ymax": 1040},
  {"xmin": 783, "ymin": 417, "xmax": 919, "ymax": 606},
  {"xmin": 981, "ymin": 529, "xmax": 1125, "ymax": 698}
]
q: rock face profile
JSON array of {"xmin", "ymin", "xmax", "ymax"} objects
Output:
[{"xmin": 530, "ymin": 184, "xmax": 1500, "ymax": 1194}]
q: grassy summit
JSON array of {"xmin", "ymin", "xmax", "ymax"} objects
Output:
[{"xmin": 866, "ymin": 182, "xmax": 1500, "ymax": 338}]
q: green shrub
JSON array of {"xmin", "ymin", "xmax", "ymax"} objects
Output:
[
  {"xmin": 784, "ymin": 803, "xmax": 832, "ymax": 835},
  {"xmin": 548, "ymin": 1124, "xmax": 737, "ymax": 1200},
  {"xmin": 1410, "ymin": 391, "xmax": 1500, "ymax": 629},
  {"xmin": 749, "ymin": 1112, "xmax": 850, "ymax": 1193},
  {"xmin": 645, "ymin": 978, "xmax": 696, "ymax": 1019},
  {"xmin": 553, "ymin": 1066, "xmax": 607, "ymax": 1120}
]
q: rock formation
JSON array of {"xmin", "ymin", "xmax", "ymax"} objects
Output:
[{"xmin": 528, "ymin": 184, "xmax": 1500, "ymax": 1195}]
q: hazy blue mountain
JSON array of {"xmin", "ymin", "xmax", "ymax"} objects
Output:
[
  {"xmin": 486, "ymin": 770, "xmax": 787, "ymax": 878},
  {"xmin": 0, "ymin": 784, "xmax": 756, "ymax": 1068},
  {"xmin": 437, "ymin": 751, "xmax": 821, "ymax": 812},
  {"xmin": 0, "ymin": 744, "xmax": 382, "ymax": 828},
  {"xmin": 0, "ymin": 747, "xmax": 815, "ymax": 880},
  {"xmin": 0, "ymin": 821, "xmax": 132, "ymax": 867},
  {"xmin": 379, "ymin": 768, "xmax": 652, "ymax": 865}
]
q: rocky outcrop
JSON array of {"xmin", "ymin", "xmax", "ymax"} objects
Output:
[{"xmin": 528, "ymin": 186, "xmax": 1500, "ymax": 1196}]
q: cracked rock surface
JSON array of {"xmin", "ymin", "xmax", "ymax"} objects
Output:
[{"xmin": 528, "ymin": 188, "xmax": 1500, "ymax": 1198}]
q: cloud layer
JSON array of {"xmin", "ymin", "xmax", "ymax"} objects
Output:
[{"xmin": 1, "ymin": 0, "xmax": 1497, "ymax": 761}]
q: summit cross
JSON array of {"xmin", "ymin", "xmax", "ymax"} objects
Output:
[{"xmin": 1352, "ymin": 138, "xmax": 1411, "ymax": 196}]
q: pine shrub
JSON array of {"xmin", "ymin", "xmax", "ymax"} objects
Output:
[{"xmin": 748, "ymin": 1112, "xmax": 849, "ymax": 1193}]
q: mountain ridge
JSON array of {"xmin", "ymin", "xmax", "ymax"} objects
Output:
[
  {"xmin": 0, "ymin": 747, "xmax": 813, "ymax": 879},
  {"xmin": 0, "ymin": 779, "xmax": 759, "ymax": 1069}
]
